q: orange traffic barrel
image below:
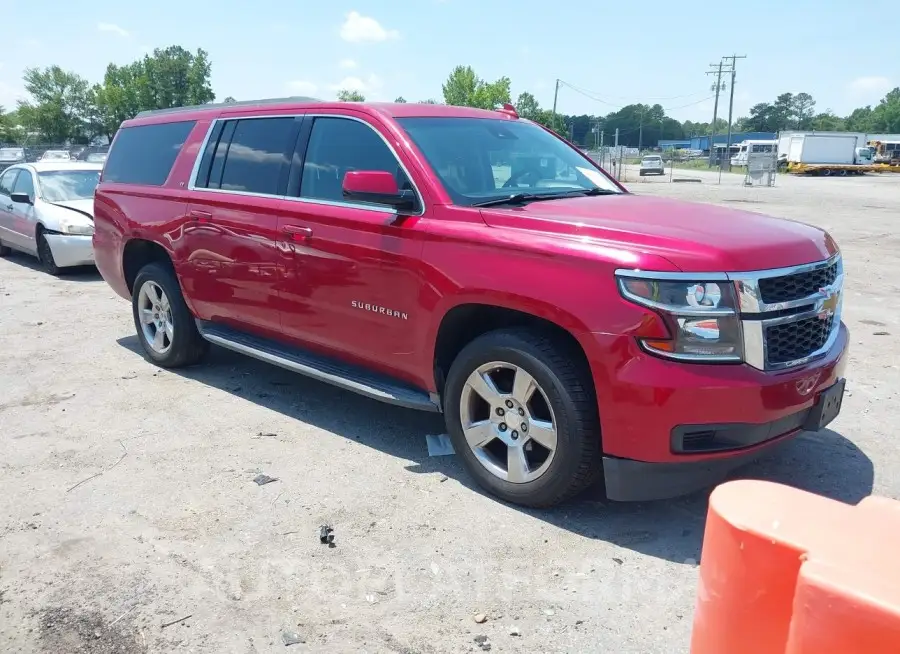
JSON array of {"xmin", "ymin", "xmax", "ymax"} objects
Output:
[{"xmin": 691, "ymin": 480, "xmax": 900, "ymax": 654}]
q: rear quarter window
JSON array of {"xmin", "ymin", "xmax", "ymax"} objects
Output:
[{"xmin": 103, "ymin": 120, "xmax": 196, "ymax": 185}]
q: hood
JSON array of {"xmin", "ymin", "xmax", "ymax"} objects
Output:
[
  {"xmin": 48, "ymin": 199, "xmax": 94, "ymax": 220},
  {"xmin": 479, "ymin": 194, "xmax": 836, "ymax": 272}
]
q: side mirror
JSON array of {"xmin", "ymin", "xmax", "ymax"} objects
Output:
[
  {"xmin": 342, "ymin": 170, "xmax": 417, "ymax": 212},
  {"xmin": 10, "ymin": 192, "xmax": 32, "ymax": 205}
]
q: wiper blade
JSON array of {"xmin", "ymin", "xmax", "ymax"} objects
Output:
[
  {"xmin": 569, "ymin": 187, "xmax": 619, "ymax": 196},
  {"xmin": 472, "ymin": 193, "xmax": 571, "ymax": 208}
]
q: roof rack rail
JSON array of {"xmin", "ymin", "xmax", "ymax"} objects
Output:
[{"xmin": 135, "ymin": 96, "xmax": 323, "ymax": 118}]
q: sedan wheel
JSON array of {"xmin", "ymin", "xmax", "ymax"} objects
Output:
[
  {"xmin": 37, "ymin": 233, "xmax": 61, "ymax": 275},
  {"xmin": 459, "ymin": 361, "xmax": 558, "ymax": 484}
]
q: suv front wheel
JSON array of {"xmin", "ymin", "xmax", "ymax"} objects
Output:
[
  {"xmin": 132, "ymin": 262, "xmax": 208, "ymax": 368},
  {"xmin": 444, "ymin": 328, "xmax": 602, "ymax": 507}
]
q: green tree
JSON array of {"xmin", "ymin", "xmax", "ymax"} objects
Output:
[
  {"xmin": 17, "ymin": 66, "xmax": 92, "ymax": 142},
  {"xmin": 223, "ymin": 96, "xmax": 236, "ymax": 103},
  {"xmin": 337, "ymin": 89, "xmax": 365, "ymax": 102},
  {"xmin": 138, "ymin": 46, "xmax": 214, "ymax": 108},
  {"xmin": 845, "ymin": 106, "xmax": 874, "ymax": 132},
  {"xmin": 514, "ymin": 91, "xmax": 540, "ymax": 120},
  {"xmin": 394, "ymin": 96, "xmax": 407, "ymax": 103},
  {"xmin": 441, "ymin": 65, "xmax": 511, "ymax": 109},
  {"xmin": 92, "ymin": 46, "xmax": 215, "ymax": 139},
  {"xmin": 810, "ymin": 111, "xmax": 845, "ymax": 131},
  {"xmin": 793, "ymin": 92, "xmax": 816, "ymax": 129},
  {"xmin": 742, "ymin": 103, "xmax": 779, "ymax": 132},
  {"xmin": 419, "ymin": 99, "xmax": 438, "ymax": 104},
  {"xmin": 871, "ymin": 88, "xmax": 900, "ymax": 131},
  {"xmin": 772, "ymin": 93, "xmax": 795, "ymax": 129}
]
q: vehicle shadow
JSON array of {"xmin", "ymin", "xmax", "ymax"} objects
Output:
[
  {"xmin": 0, "ymin": 251, "xmax": 101, "ymax": 280},
  {"xmin": 116, "ymin": 336, "xmax": 874, "ymax": 564}
]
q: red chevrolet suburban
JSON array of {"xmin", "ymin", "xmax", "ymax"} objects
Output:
[{"xmin": 93, "ymin": 98, "xmax": 848, "ymax": 507}]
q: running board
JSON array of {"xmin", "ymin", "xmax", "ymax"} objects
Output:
[{"xmin": 196, "ymin": 321, "xmax": 440, "ymax": 412}]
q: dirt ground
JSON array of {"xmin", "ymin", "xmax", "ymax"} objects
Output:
[{"xmin": 2, "ymin": 169, "xmax": 898, "ymax": 653}]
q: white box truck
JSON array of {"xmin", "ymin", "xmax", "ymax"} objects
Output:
[{"xmin": 778, "ymin": 132, "xmax": 874, "ymax": 175}]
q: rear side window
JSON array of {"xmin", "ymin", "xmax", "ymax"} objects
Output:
[
  {"xmin": 194, "ymin": 117, "xmax": 298, "ymax": 195},
  {"xmin": 104, "ymin": 120, "xmax": 196, "ymax": 185}
]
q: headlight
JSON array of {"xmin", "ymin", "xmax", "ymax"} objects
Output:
[
  {"xmin": 617, "ymin": 276, "xmax": 743, "ymax": 362},
  {"xmin": 59, "ymin": 217, "xmax": 94, "ymax": 236}
]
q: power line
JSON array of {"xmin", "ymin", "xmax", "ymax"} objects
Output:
[
  {"xmin": 559, "ymin": 80, "xmax": 710, "ymax": 103},
  {"xmin": 557, "ymin": 80, "xmax": 712, "ymax": 114}
]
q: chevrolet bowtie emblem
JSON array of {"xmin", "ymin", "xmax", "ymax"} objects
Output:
[{"xmin": 817, "ymin": 287, "xmax": 840, "ymax": 319}]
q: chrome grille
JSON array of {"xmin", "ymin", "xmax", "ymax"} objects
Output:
[
  {"xmin": 757, "ymin": 260, "xmax": 838, "ymax": 304},
  {"xmin": 766, "ymin": 315, "xmax": 834, "ymax": 365},
  {"xmin": 732, "ymin": 254, "xmax": 843, "ymax": 371}
]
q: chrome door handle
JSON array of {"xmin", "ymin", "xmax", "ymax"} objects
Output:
[{"xmin": 283, "ymin": 225, "xmax": 313, "ymax": 240}]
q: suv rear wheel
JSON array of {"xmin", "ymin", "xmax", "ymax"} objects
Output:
[
  {"xmin": 444, "ymin": 328, "xmax": 601, "ymax": 507},
  {"xmin": 132, "ymin": 262, "xmax": 208, "ymax": 368}
]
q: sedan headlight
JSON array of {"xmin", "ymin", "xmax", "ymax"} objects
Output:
[
  {"xmin": 59, "ymin": 217, "xmax": 94, "ymax": 236},
  {"xmin": 617, "ymin": 276, "xmax": 743, "ymax": 362}
]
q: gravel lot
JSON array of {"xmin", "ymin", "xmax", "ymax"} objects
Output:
[{"xmin": 1, "ymin": 169, "xmax": 898, "ymax": 653}]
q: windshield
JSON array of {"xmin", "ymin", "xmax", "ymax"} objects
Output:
[
  {"xmin": 396, "ymin": 117, "xmax": 621, "ymax": 206},
  {"xmin": 85, "ymin": 153, "xmax": 107, "ymax": 163},
  {"xmin": 0, "ymin": 148, "xmax": 24, "ymax": 160},
  {"xmin": 643, "ymin": 157, "xmax": 661, "ymax": 162},
  {"xmin": 38, "ymin": 170, "xmax": 100, "ymax": 202},
  {"xmin": 41, "ymin": 151, "xmax": 70, "ymax": 161}
]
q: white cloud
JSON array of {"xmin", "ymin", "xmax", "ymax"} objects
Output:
[
  {"xmin": 339, "ymin": 58, "xmax": 358, "ymax": 70},
  {"xmin": 847, "ymin": 75, "xmax": 892, "ymax": 105},
  {"xmin": 0, "ymin": 80, "xmax": 27, "ymax": 109},
  {"xmin": 329, "ymin": 74, "xmax": 384, "ymax": 98},
  {"xmin": 339, "ymin": 11, "xmax": 399, "ymax": 43},
  {"xmin": 98, "ymin": 22, "xmax": 130, "ymax": 38},
  {"xmin": 849, "ymin": 76, "xmax": 891, "ymax": 93},
  {"xmin": 286, "ymin": 80, "xmax": 319, "ymax": 96}
]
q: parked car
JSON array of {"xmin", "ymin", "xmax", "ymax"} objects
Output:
[
  {"xmin": 0, "ymin": 147, "xmax": 26, "ymax": 172},
  {"xmin": 84, "ymin": 152, "xmax": 108, "ymax": 164},
  {"xmin": 93, "ymin": 99, "xmax": 848, "ymax": 508},
  {"xmin": 38, "ymin": 149, "xmax": 72, "ymax": 162},
  {"xmin": 639, "ymin": 155, "xmax": 665, "ymax": 176},
  {"xmin": 0, "ymin": 162, "xmax": 102, "ymax": 273}
]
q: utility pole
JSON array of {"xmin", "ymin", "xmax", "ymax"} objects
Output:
[
  {"xmin": 638, "ymin": 108, "xmax": 644, "ymax": 152},
  {"xmin": 614, "ymin": 128, "xmax": 619, "ymax": 148},
  {"xmin": 706, "ymin": 60, "xmax": 724, "ymax": 166},
  {"xmin": 722, "ymin": 54, "xmax": 746, "ymax": 173},
  {"xmin": 551, "ymin": 79, "xmax": 560, "ymax": 118},
  {"xmin": 600, "ymin": 130, "xmax": 604, "ymax": 149}
]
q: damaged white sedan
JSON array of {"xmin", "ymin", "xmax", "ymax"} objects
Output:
[{"xmin": 0, "ymin": 162, "xmax": 102, "ymax": 274}]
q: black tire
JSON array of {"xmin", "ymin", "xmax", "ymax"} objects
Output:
[
  {"xmin": 0, "ymin": 241, "xmax": 10, "ymax": 256},
  {"xmin": 443, "ymin": 328, "xmax": 602, "ymax": 508},
  {"xmin": 37, "ymin": 231, "xmax": 61, "ymax": 275},
  {"xmin": 132, "ymin": 261, "xmax": 208, "ymax": 368}
]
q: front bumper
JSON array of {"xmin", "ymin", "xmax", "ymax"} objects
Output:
[
  {"xmin": 586, "ymin": 323, "xmax": 849, "ymax": 501},
  {"xmin": 45, "ymin": 234, "xmax": 95, "ymax": 268}
]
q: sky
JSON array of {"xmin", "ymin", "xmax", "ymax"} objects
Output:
[{"xmin": 1, "ymin": 0, "xmax": 897, "ymax": 123}]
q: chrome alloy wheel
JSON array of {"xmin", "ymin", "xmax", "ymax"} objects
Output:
[
  {"xmin": 459, "ymin": 361, "xmax": 558, "ymax": 483},
  {"xmin": 137, "ymin": 280, "xmax": 174, "ymax": 355}
]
